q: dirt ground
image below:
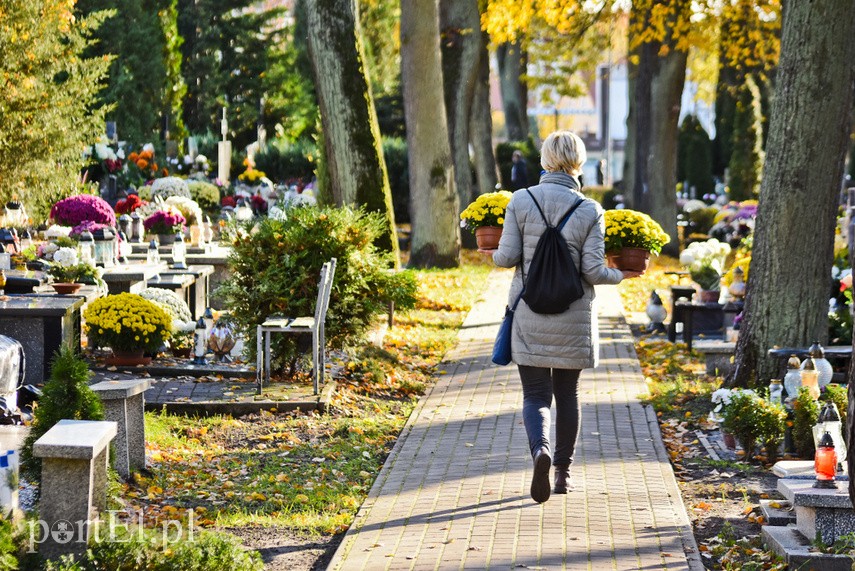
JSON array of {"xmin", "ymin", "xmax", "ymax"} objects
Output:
[{"xmin": 225, "ymin": 526, "xmax": 342, "ymax": 571}]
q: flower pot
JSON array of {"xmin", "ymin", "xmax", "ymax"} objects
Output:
[
  {"xmin": 105, "ymin": 349, "xmax": 152, "ymax": 367},
  {"xmin": 475, "ymin": 226, "xmax": 503, "ymax": 250},
  {"xmin": 156, "ymin": 233, "xmax": 175, "ymax": 245},
  {"xmin": 52, "ymin": 283, "xmax": 83, "ymax": 295},
  {"xmin": 699, "ymin": 289, "xmax": 720, "ymax": 303},
  {"xmin": 605, "ymin": 247, "xmax": 650, "ymax": 272}
]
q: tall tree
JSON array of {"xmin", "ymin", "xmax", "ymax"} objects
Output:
[
  {"xmin": 496, "ymin": 42, "xmax": 529, "ymax": 141},
  {"xmin": 623, "ymin": 0, "xmax": 690, "ymax": 256},
  {"xmin": 0, "ymin": 1, "xmax": 110, "ymax": 221},
  {"xmin": 401, "ymin": 0, "xmax": 460, "ymax": 268},
  {"xmin": 77, "ymin": 0, "xmax": 184, "ymax": 146},
  {"xmin": 470, "ymin": 30, "xmax": 499, "ymax": 196},
  {"xmin": 304, "ymin": 0, "xmax": 398, "ymax": 256},
  {"xmin": 731, "ymin": 0, "xmax": 855, "ymax": 387},
  {"xmin": 178, "ymin": 0, "xmax": 284, "ymax": 150},
  {"xmin": 440, "ymin": 0, "xmax": 481, "ymax": 219}
]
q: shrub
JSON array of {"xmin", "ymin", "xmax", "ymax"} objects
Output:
[
  {"xmin": 721, "ymin": 389, "xmax": 763, "ymax": 457},
  {"xmin": 754, "ymin": 398, "xmax": 787, "ymax": 463},
  {"xmin": 793, "ymin": 386, "xmax": 821, "ymax": 458},
  {"xmin": 188, "ymin": 181, "xmax": 220, "ymax": 212},
  {"xmin": 44, "ymin": 528, "xmax": 263, "ymax": 571},
  {"xmin": 688, "ymin": 207, "xmax": 718, "ymax": 236},
  {"xmin": 83, "ymin": 293, "xmax": 172, "ymax": 353},
  {"xmin": 382, "ymin": 138, "xmax": 409, "ymax": 224},
  {"xmin": 821, "ymin": 384, "xmax": 848, "ymax": 427},
  {"xmin": 254, "ymin": 140, "xmax": 317, "ymax": 183},
  {"xmin": 677, "ymin": 114, "xmax": 714, "ymax": 197},
  {"xmin": 496, "ymin": 139, "xmax": 540, "ymax": 189},
  {"xmin": 218, "ymin": 206, "xmax": 418, "ymax": 371},
  {"xmin": 20, "ymin": 347, "xmax": 104, "ymax": 485}
]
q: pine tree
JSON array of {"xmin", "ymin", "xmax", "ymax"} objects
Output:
[
  {"xmin": 21, "ymin": 347, "xmax": 105, "ymax": 486},
  {"xmin": 728, "ymin": 75, "xmax": 764, "ymax": 201},
  {"xmin": 0, "ymin": 0, "xmax": 110, "ymax": 222},
  {"xmin": 677, "ymin": 115, "xmax": 714, "ymax": 197}
]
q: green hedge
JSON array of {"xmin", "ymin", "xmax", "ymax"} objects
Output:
[
  {"xmin": 254, "ymin": 140, "xmax": 317, "ymax": 183},
  {"xmin": 382, "ymin": 138, "xmax": 409, "ymax": 223}
]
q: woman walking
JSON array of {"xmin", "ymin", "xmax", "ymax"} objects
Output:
[{"xmin": 485, "ymin": 131, "xmax": 642, "ymax": 503}]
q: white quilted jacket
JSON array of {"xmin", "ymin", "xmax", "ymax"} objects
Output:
[{"xmin": 493, "ymin": 172, "xmax": 623, "ymax": 369}]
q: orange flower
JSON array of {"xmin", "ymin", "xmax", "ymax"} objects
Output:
[
  {"xmin": 128, "ymin": 152, "xmax": 139, "ymax": 162},
  {"xmin": 151, "ymin": 163, "xmax": 158, "ymax": 172},
  {"xmin": 140, "ymin": 150, "xmax": 154, "ymax": 160},
  {"xmin": 136, "ymin": 159, "xmax": 148, "ymax": 169},
  {"xmin": 162, "ymin": 168, "xmax": 169, "ymax": 176}
]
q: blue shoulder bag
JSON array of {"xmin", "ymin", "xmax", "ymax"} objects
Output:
[{"xmin": 491, "ymin": 288, "xmax": 523, "ymax": 366}]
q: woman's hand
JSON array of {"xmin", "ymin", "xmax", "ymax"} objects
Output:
[
  {"xmin": 477, "ymin": 248, "xmax": 497, "ymax": 256},
  {"xmin": 621, "ymin": 270, "xmax": 643, "ymax": 280}
]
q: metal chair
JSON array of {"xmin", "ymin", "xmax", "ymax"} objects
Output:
[{"xmin": 256, "ymin": 258, "xmax": 337, "ymax": 395}]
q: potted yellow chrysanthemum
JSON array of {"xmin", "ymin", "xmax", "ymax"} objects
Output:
[
  {"xmin": 83, "ymin": 292, "xmax": 172, "ymax": 366},
  {"xmin": 603, "ymin": 209, "xmax": 670, "ymax": 272},
  {"xmin": 460, "ymin": 191, "xmax": 513, "ymax": 249}
]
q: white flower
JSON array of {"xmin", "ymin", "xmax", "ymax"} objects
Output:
[
  {"xmin": 140, "ymin": 288, "xmax": 193, "ymax": 329},
  {"xmin": 142, "ymin": 143, "xmax": 155, "ymax": 153},
  {"xmin": 45, "ymin": 225, "xmax": 72, "ymax": 238},
  {"xmin": 195, "ymin": 154, "xmax": 208, "ymax": 164},
  {"xmin": 711, "ymin": 388, "xmax": 733, "ymax": 406},
  {"xmin": 150, "ymin": 177, "xmax": 191, "ymax": 200},
  {"xmin": 94, "ymin": 143, "xmax": 116, "ymax": 161},
  {"xmin": 52, "ymin": 247, "xmax": 79, "ymax": 267},
  {"xmin": 117, "ymin": 148, "xmax": 126, "ymax": 160},
  {"xmin": 164, "ymin": 196, "xmax": 203, "ymax": 227}
]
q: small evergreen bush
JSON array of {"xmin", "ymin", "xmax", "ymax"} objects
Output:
[
  {"xmin": 43, "ymin": 528, "xmax": 263, "ymax": 570},
  {"xmin": 218, "ymin": 206, "xmax": 418, "ymax": 372},
  {"xmin": 188, "ymin": 181, "xmax": 221, "ymax": 212},
  {"xmin": 21, "ymin": 347, "xmax": 104, "ymax": 485},
  {"xmin": 677, "ymin": 114, "xmax": 714, "ymax": 197},
  {"xmin": 254, "ymin": 140, "xmax": 317, "ymax": 183}
]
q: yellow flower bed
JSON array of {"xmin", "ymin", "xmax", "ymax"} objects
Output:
[
  {"xmin": 84, "ymin": 293, "xmax": 171, "ymax": 353},
  {"xmin": 460, "ymin": 191, "xmax": 513, "ymax": 232},
  {"xmin": 604, "ymin": 209, "xmax": 671, "ymax": 255}
]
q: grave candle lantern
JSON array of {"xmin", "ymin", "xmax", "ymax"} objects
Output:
[
  {"xmin": 171, "ymin": 230, "xmax": 187, "ymax": 270},
  {"xmin": 814, "ymin": 431, "xmax": 838, "ymax": 488},
  {"xmin": 800, "ymin": 358, "xmax": 820, "ymax": 400},
  {"xmin": 192, "ymin": 318, "xmax": 207, "ymax": 365}
]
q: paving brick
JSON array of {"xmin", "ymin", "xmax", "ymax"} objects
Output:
[{"xmin": 327, "ymin": 270, "xmax": 703, "ymax": 570}]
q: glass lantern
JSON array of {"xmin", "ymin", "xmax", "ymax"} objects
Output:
[
  {"xmin": 783, "ymin": 354, "xmax": 802, "ymax": 402},
  {"xmin": 813, "ymin": 402, "xmax": 846, "ymax": 465},
  {"xmin": 800, "ymin": 358, "xmax": 820, "ymax": 400},
  {"xmin": 78, "ymin": 231, "xmax": 95, "ymax": 263},
  {"xmin": 803, "ymin": 341, "xmax": 833, "ymax": 390},
  {"xmin": 146, "ymin": 239, "xmax": 160, "ymax": 265},
  {"xmin": 814, "ymin": 431, "xmax": 838, "ymax": 488},
  {"xmin": 171, "ymin": 230, "xmax": 187, "ymax": 270},
  {"xmin": 93, "ymin": 227, "xmax": 116, "ymax": 267},
  {"xmin": 768, "ymin": 379, "xmax": 783, "ymax": 405}
]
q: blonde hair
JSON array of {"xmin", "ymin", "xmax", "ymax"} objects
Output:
[{"xmin": 540, "ymin": 131, "xmax": 587, "ymax": 176}]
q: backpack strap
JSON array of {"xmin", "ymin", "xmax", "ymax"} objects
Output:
[{"xmin": 556, "ymin": 197, "xmax": 585, "ymax": 231}]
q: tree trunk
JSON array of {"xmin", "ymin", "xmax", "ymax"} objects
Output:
[
  {"xmin": 470, "ymin": 30, "xmax": 499, "ymax": 196},
  {"xmin": 496, "ymin": 42, "xmax": 528, "ymax": 141},
  {"xmin": 731, "ymin": 0, "xmax": 855, "ymax": 388},
  {"xmin": 647, "ymin": 48, "xmax": 686, "ymax": 256},
  {"xmin": 625, "ymin": 5, "xmax": 685, "ymax": 256},
  {"xmin": 305, "ymin": 0, "xmax": 398, "ymax": 256},
  {"xmin": 440, "ymin": 0, "xmax": 481, "ymax": 248},
  {"xmin": 401, "ymin": 0, "xmax": 460, "ymax": 268}
]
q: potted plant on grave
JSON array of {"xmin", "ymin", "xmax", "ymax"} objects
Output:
[
  {"xmin": 143, "ymin": 206, "xmax": 186, "ymax": 245},
  {"xmin": 50, "ymin": 194, "xmax": 116, "ymax": 228},
  {"xmin": 139, "ymin": 288, "xmax": 195, "ymax": 358},
  {"xmin": 603, "ymin": 209, "xmax": 671, "ymax": 272},
  {"xmin": 46, "ymin": 247, "xmax": 100, "ymax": 294},
  {"xmin": 83, "ymin": 292, "xmax": 172, "ymax": 366},
  {"xmin": 459, "ymin": 191, "xmax": 513, "ymax": 250},
  {"xmin": 679, "ymin": 238, "xmax": 731, "ymax": 302}
]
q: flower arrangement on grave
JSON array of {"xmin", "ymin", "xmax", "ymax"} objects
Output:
[
  {"xmin": 126, "ymin": 146, "xmax": 163, "ymax": 182},
  {"xmin": 139, "ymin": 288, "xmax": 193, "ymax": 327},
  {"xmin": 45, "ymin": 225, "xmax": 73, "ymax": 239},
  {"xmin": 679, "ymin": 238, "xmax": 731, "ymax": 292},
  {"xmin": 84, "ymin": 292, "xmax": 172, "ymax": 353},
  {"xmin": 164, "ymin": 196, "xmax": 203, "ymax": 227},
  {"xmin": 188, "ymin": 181, "xmax": 220, "ymax": 212},
  {"xmin": 143, "ymin": 207, "xmax": 186, "ymax": 235},
  {"xmin": 46, "ymin": 247, "xmax": 100, "ymax": 284},
  {"xmin": 115, "ymin": 194, "xmax": 146, "ymax": 214},
  {"xmin": 603, "ymin": 209, "xmax": 671, "ymax": 255},
  {"xmin": 82, "ymin": 137, "xmax": 123, "ymax": 183},
  {"xmin": 220, "ymin": 195, "xmax": 237, "ymax": 208},
  {"xmin": 50, "ymin": 194, "xmax": 116, "ymax": 228},
  {"xmin": 150, "ymin": 176, "xmax": 191, "ymax": 201},
  {"xmin": 238, "ymin": 157, "xmax": 266, "ymax": 184}
]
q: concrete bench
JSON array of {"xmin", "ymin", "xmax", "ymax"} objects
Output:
[
  {"xmin": 34, "ymin": 420, "xmax": 117, "ymax": 558},
  {"xmin": 90, "ymin": 379, "xmax": 151, "ymax": 478},
  {"xmin": 692, "ymin": 340, "xmax": 735, "ymax": 376}
]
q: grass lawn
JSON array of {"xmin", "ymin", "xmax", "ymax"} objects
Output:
[{"xmin": 119, "ymin": 253, "xmax": 493, "ymax": 539}]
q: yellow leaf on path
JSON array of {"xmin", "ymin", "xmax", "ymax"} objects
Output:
[
  {"xmin": 743, "ymin": 506, "xmax": 754, "ymax": 515},
  {"xmin": 276, "ymin": 473, "xmax": 288, "ymax": 482}
]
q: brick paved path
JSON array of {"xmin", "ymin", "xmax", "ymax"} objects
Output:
[{"xmin": 328, "ymin": 269, "xmax": 702, "ymax": 571}]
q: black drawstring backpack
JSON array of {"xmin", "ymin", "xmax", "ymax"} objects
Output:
[{"xmin": 520, "ymin": 190, "xmax": 585, "ymax": 314}]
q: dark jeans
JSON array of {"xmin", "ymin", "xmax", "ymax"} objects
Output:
[{"xmin": 518, "ymin": 365, "xmax": 581, "ymax": 467}]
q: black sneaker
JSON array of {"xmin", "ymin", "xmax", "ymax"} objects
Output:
[{"xmin": 530, "ymin": 448, "xmax": 552, "ymax": 503}]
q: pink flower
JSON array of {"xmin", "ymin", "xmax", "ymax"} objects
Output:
[
  {"xmin": 50, "ymin": 195, "xmax": 116, "ymax": 227},
  {"xmin": 840, "ymin": 274, "xmax": 852, "ymax": 291}
]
